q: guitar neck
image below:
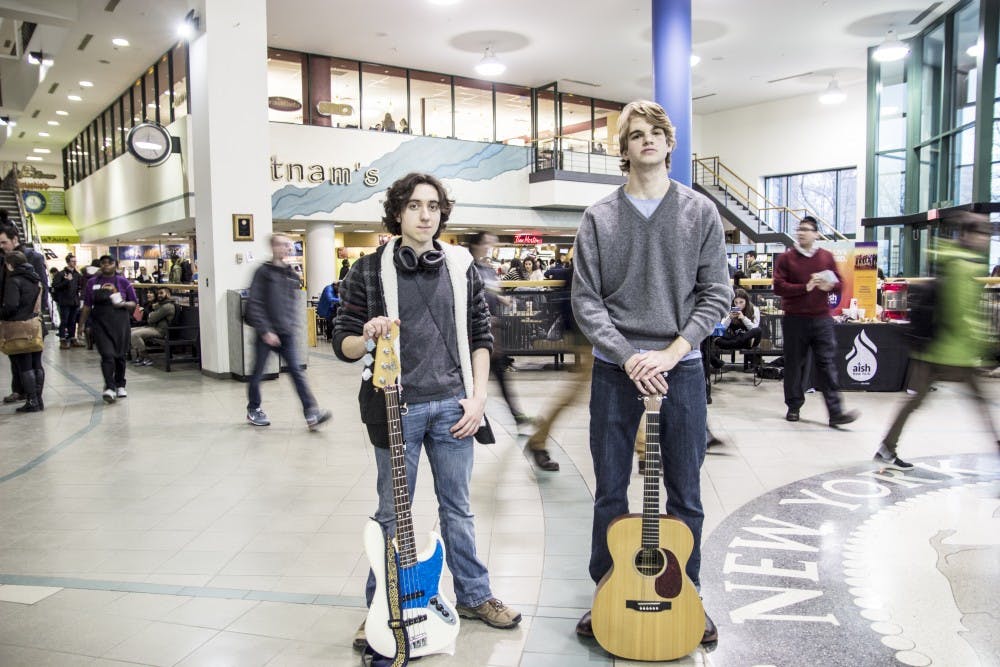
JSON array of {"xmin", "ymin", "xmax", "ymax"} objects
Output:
[
  {"xmin": 641, "ymin": 409, "xmax": 660, "ymax": 549},
  {"xmin": 384, "ymin": 386, "xmax": 417, "ymax": 568}
]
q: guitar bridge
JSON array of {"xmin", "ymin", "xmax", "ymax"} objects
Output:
[{"xmin": 626, "ymin": 600, "xmax": 671, "ymax": 612}]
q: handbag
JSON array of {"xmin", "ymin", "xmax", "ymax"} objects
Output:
[{"xmin": 0, "ymin": 288, "xmax": 44, "ymax": 355}]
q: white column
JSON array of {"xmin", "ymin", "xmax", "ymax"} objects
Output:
[
  {"xmin": 305, "ymin": 222, "xmax": 336, "ymax": 300},
  {"xmin": 189, "ymin": 0, "xmax": 272, "ymax": 377}
]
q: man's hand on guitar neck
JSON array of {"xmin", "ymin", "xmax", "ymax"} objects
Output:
[{"xmin": 625, "ymin": 338, "xmax": 692, "ymax": 395}]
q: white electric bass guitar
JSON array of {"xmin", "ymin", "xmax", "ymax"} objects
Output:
[{"xmin": 363, "ymin": 323, "xmax": 459, "ymax": 662}]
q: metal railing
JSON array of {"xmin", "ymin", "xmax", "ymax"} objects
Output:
[
  {"xmin": 532, "ymin": 135, "xmax": 622, "ymax": 176},
  {"xmin": 692, "ymin": 155, "xmax": 849, "ymax": 242}
]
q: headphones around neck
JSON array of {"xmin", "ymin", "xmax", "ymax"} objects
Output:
[{"xmin": 394, "ymin": 243, "xmax": 446, "ymax": 273}]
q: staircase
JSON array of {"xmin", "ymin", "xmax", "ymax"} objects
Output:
[
  {"xmin": 0, "ymin": 188, "xmax": 26, "ymax": 239},
  {"xmin": 691, "ymin": 156, "xmax": 847, "ymax": 246}
]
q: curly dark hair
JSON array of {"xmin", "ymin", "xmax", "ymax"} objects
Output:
[{"xmin": 381, "ymin": 172, "xmax": 453, "ymax": 238}]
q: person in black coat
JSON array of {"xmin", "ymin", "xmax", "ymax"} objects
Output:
[
  {"xmin": 0, "ymin": 251, "xmax": 45, "ymax": 412},
  {"xmin": 0, "ymin": 222, "xmax": 47, "ymax": 403},
  {"xmin": 51, "ymin": 253, "xmax": 83, "ymax": 348}
]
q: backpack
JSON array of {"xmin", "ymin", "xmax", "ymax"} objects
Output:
[{"xmin": 904, "ymin": 280, "xmax": 939, "ymax": 351}]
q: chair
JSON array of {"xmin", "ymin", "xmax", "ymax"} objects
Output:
[{"xmin": 146, "ymin": 306, "xmax": 201, "ymax": 372}]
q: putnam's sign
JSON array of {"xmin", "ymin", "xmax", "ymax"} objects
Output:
[{"xmin": 270, "ymin": 157, "xmax": 379, "ymax": 187}]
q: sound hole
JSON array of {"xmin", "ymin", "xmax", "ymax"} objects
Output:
[{"xmin": 634, "ymin": 548, "xmax": 666, "ymax": 576}]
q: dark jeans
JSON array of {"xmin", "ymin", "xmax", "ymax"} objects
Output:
[
  {"xmin": 58, "ymin": 304, "xmax": 79, "ymax": 340},
  {"xmin": 588, "ymin": 358, "xmax": 707, "ymax": 588},
  {"xmin": 883, "ymin": 360, "xmax": 999, "ymax": 450},
  {"xmin": 714, "ymin": 327, "xmax": 762, "ymax": 351},
  {"xmin": 247, "ymin": 332, "xmax": 317, "ymax": 414},
  {"xmin": 10, "ymin": 351, "xmax": 43, "ymax": 375},
  {"xmin": 782, "ymin": 315, "xmax": 843, "ymax": 417}
]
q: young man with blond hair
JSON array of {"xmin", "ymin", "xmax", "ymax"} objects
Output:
[{"xmin": 571, "ymin": 100, "xmax": 731, "ymax": 646}]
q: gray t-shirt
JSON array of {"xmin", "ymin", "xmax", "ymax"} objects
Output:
[
  {"xmin": 625, "ymin": 192, "xmax": 663, "ymax": 218},
  {"xmin": 398, "ymin": 265, "xmax": 464, "ymax": 403}
]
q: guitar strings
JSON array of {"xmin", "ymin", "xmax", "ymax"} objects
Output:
[{"xmin": 387, "ymin": 385, "xmax": 420, "ymax": 644}]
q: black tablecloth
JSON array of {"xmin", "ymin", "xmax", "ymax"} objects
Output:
[{"xmin": 833, "ymin": 323, "xmax": 909, "ymax": 391}]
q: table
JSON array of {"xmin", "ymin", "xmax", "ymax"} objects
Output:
[{"xmin": 832, "ymin": 323, "xmax": 910, "ymax": 391}]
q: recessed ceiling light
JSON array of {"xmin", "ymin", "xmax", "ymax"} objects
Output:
[
  {"xmin": 112, "ymin": 37, "xmax": 129, "ymax": 47},
  {"xmin": 55, "ymin": 110, "xmax": 68, "ymax": 116},
  {"xmin": 26, "ymin": 156, "xmax": 43, "ymax": 161},
  {"xmin": 79, "ymin": 80, "xmax": 94, "ymax": 87},
  {"xmin": 38, "ymin": 131, "xmax": 50, "ymax": 137},
  {"xmin": 355, "ymin": 229, "xmax": 374, "ymax": 233},
  {"xmin": 68, "ymin": 94, "xmax": 82, "ymax": 101},
  {"xmin": 47, "ymin": 120, "xmax": 59, "ymax": 126},
  {"xmin": 33, "ymin": 148, "xmax": 51, "ymax": 153}
]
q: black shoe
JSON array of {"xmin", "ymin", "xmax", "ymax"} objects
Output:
[
  {"xmin": 873, "ymin": 446, "xmax": 914, "ymax": 470},
  {"xmin": 829, "ymin": 409, "xmax": 859, "ymax": 428},
  {"xmin": 531, "ymin": 448, "xmax": 559, "ymax": 471},
  {"xmin": 707, "ymin": 436, "xmax": 723, "ymax": 449},
  {"xmin": 576, "ymin": 610, "xmax": 594, "ymax": 638},
  {"xmin": 702, "ymin": 611, "xmax": 718, "ymax": 645},
  {"xmin": 786, "ymin": 409, "xmax": 800, "ymax": 422}
]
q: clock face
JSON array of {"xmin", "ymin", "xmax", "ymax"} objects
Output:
[{"xmin": 126, "ymin": 123, "xmax": 171, "ymax": 165}]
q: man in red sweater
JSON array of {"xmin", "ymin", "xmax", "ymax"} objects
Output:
[{"xmin": 772, "ymin": 216, "xmax": 859, "ymax": 426}]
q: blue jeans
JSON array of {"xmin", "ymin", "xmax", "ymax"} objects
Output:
[
  {"xmin": 365, "ymin": 394, "xmax": 492, "ymax": 608},
  {"xmin": 588, "ymin": 358, "xmax": 707, "ymax": 588},
  {"xmin": 246, "ymin": 332, "xmax": 317, "ymax": 414}
]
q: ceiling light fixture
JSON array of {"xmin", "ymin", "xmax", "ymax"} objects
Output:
[
  {"xmin": 819, "ymin": 77, "xmax": 846, "ymax": 105},
  {"xmin": 690, "ymin": 54, "xmax": 701, "ymax": 67},
  {"xmin": 48, "ymin": 120, "xmax": 59, "ymax": 126},
  {"xmin": 38, "ymin": 131, "xmax": 50, "ymax": 137},
  {"xmin": 79, "ymin": 80, "xmax": 94, "ymax": 88},
  {"xmin": 873, "ymin": 29, "xmax": 909, "ymax": 62},
  {"xmin": 474, "ymin": 45, "xmax": 506, "ymax": 77},
  {"xmin": 68, "ymin": 94, "xmax": 82, "ymax": 101},
  {"xmin": 112, "ymin": 37, "xmax": 130, "ymax": 47},
  {"xmin": 56, "ymin": 110, "xmax": 68, "ymax": 116},
  {"xmin": 33, "ymin": 148, "xmax": 51, "ymax": 153},
  {"xmin": 26, "ymin": 156, "xmax": 43, "ymax": 161}
]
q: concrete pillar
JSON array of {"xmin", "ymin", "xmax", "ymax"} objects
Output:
[
  {"xmin": 189, "ymin": 0, "xmax": 272, "ymax": 377},
  {"xmin": 305, "ymin": 221, "xmax": 336, "ymax": 299},
  {"xmin": 652, "ymin": 0, "xmax": 693, "ymax": 186}
]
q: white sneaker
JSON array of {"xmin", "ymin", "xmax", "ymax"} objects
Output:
[
  {"xmin": 102, "ymin": 389, "xmax": 116, "ymax": 404},
  {"xmin": 116, "ymin": 387, "xmax": 128, "ymax": 398}
]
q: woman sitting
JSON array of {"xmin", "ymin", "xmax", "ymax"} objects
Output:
[{"xmin": 711, "ymin": 288, "xmax": 762, "ymax": 369}]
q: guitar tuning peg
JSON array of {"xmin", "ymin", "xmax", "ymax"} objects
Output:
[
  {"xmin": 361, "ymin": 353, "xmax": 374, "ymax": 366},
  {"xmin": 361, "ymin": 368, "xmax": 373, "ymax": 381}
]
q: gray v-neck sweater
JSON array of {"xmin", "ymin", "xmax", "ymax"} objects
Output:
[{"xmin": 571, "ymin": 181, "xmax": 733, "ymax": 366}]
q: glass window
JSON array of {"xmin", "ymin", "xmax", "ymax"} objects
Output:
[
  {"xmin": 918, "ymin": 142, "xmax": 940, "ymax": 210},
  {"xmin": 921, "ymin": 25, "xmax": 944, "ymax": 143},
  {"xmin": 876, "ymin": 152, "xmax": 906, "ymax": 217},
  {"xmin": 836, "ymin": 169, "xmax": 857, "ymax": 235},
  {"xmin": 115, "ymin": 97, "xmax": 125, "ymax": 157},
  {"xmin": 765, "ymin": 167, "xmax": 858, "ymax": 234},
  {"xmin": 361, "ymin": 63, "xmax": 406, "ymax": 132},
  {"xmin": 494, "ymin": 83, "xmax": 530, "ymax": 145},
  {"xmin": 409, "ymin": 69, "xmax": 451, "ymax": 137},
  {"xmin": 878, "ymin": 58, "xmax": 907, "ymax": 152},
  {"xmin": 560, "ymin": 94, "xmax": 592, "ymax": 154},
  {"xmin": 316, "ymin": 57, "xmax": 360, "ymax": 128},
  {"xmin": 130, "ymin": 80, "xmax": 143, "ymax": 128},
  {"xmin": 102, "ymin": 107, "xmax": 114, "ymax": 160},
  {"xmin": 454, "ymin": 76, "xmax": 492, "ymax": 142},
  {"xmin": 172, "ymin": 42, "xmax": 188, "ymax": 119},
  {"xmin": 953, "ymin": 125, "xmax": 976, "ymax": 204},
  {"xmin": 158, "ymin": 53, "xmax": 172, "ymax": 125},
  {"xmin": 143, "ymin": 66, "xmax": 156, "ymax": 122},
  {"xmin": 953, "ymin": 0, "xmax": 980, "ymax": 127},
  {"xmin": 536, "ymin": 86, "xmax": 557, "ymax": 167},
  {"xmin": 267, "ymin": 48, "xmax": 305, "ymax": 124},
  {"xmin": 594, "ymin": 99, "xmax": 623, "ymax": 157}
]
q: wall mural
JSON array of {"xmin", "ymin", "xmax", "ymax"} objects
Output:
[{"xmin": 271, "ymin": 134, "xmax": 529, "ymax": 219}]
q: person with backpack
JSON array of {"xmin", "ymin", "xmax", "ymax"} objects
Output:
[{"xmin": 876, "ymin": 213, "xmax": 999, "ymax": 468}]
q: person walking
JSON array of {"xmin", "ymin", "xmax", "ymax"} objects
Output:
[
  {"xmin": 51, "ymin": 253, "xmax": 83, "ymax": 349},
  {"xmin": 0, "ymin": 222, "xmax": 47, "ymax": 404},
  {"xmin": 772, "ymin": 216, "xmax": 859, "ymax": 426},
  {"xmin": 245, "ymin": 234, "xmax": 331, "ymax": 430},
  {"xmin": 570, "ymin": 100, "xmax": 731, "ymax": 645},
  {"xmin": 0, "ymin": 251, "xmax": 45, "ymax": 412},
  {"xmin": 876, "ymin": 213, "xmax": 999, "ymax": 468},
  {"xmin": 78, "ymin": 255, "xmax": 137, "ymax": 404}
]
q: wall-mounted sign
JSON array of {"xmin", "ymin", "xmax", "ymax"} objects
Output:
[
  {"xmin": 270, "ymin": 156, "xmax": 379, "ymax": 187},
  {"xmin": 514, "ymin": 234, "xmax": 543, "ymax": 245},
  {"xmin": 316, "ymin": 101, "xmax": 354, "ymax": 117},
  {"xmin": 268, "ymin": 96, "xmax": 303, "ymax": 112}
]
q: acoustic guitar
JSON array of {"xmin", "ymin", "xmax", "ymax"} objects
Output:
[
  {"xmin": 590, "ymin": 392, "xmax": 705, "ymax": 661},
  {"xmin": 362, "ymin": 323, "xmax": 460, "ymax": 662}
]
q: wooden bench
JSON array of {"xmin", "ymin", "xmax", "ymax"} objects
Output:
[{"xmin": 145, "ymin": 307, "xmax": 201, "ymax": 372}]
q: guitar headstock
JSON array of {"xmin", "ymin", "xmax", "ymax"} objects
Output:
[
  {"xmin": 642, "ymin": 393, "xmax": 663, "ymax": 413},
  {"xmin": 371, "ymin": 322, "xmax": 400, "ymax": 389}
]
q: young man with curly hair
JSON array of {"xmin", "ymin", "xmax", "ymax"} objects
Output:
[
  {"xmin": 571, "ymin": 100, "xmax": 732, "ymax": 646},
  {"xmin": 334, "ymin": 173, "xmax": 521, "ymax": 649}
]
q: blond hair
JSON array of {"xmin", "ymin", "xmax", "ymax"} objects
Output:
[{"xmin": 617, "ymin": 99, "xmax": 676, "ymax": 173}]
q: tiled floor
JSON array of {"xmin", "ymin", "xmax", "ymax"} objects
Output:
[{"xmin": 0, "ymin": 340, "xmax": 997, "ymax": 666}]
